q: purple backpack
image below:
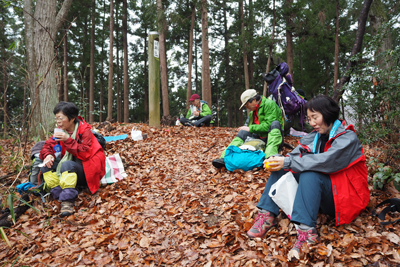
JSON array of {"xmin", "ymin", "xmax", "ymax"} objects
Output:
[{"xmin": 262, "ymin": 62, "xmax": 307, "ymax": 123}]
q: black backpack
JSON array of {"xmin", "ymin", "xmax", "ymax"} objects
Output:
[
  {"xmin": 372, "ymin": 198, "xmax": 400, "ymax": 225},
  {"xmin": 91, "ymin": 130, "xmax": 107, "ymax": 151}
]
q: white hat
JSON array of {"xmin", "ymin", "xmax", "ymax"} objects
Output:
[{"xmin": 239, "ymin": 89, "xmax": 257, "ymax": 110}]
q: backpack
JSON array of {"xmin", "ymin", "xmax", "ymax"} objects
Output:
[
  {"xmin": 224, "ymin": 145, "xmax": 265, "ymax": 172},
  {"xmin": 372, "ymin": 198, "xmax": 400, "ymax": 225},
  {"xmin": 91, "ymin": 130, "xmax": 107, "ymax": 151},
  {"xmin": 262, "ymin": 62, "xmax": 307, "ymax": 121}
]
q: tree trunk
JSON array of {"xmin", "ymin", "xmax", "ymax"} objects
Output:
[
  {"xmin": 83, "ymin": 16, "xmax": 89, "ymax": 119},
  {"xmin": 143, "ymin": 33, "xmax": 148, "ymax": 122},
  {"xmin": 224, "ymin": 0, "xmax": 232, "ymax": 127},
  {"xmin": 263, "ymin": 0, "xmax": 275, "ymax": 97},
  {"xmin": 201, "ymin": 0, "xmax": 212, "ymax": 107},
  {"xmin": 325, "ymin": 59, "xmax": 330, "ymax": 95},
  {"xmin": 157, "ymin": 0, "xmax": 170, "ymax": 117},
  {"xmin": 57, "ymin": 62, "xmax": 63, "ymax": 102},
  {"xmin": 29, "ymin": 0, "xmax": 73, "ymax": 139},
  {"xmin": 63, "ymin": 29, "xmax": 68, "ymax": 102},
  {"xmin": 89, "ymin": 0, "xmax": 95, "ymax": 123},
  {"xmin": 23, "ymin": 0, "xmax": 37, "ymax": 127},
  {"xmin": 240, "ymin": 0, "xmax": 249, "ymax": 90},
  {"xmin": 116, "ymin": 1, "xmax": 121, "ymax": 122},
  {"xmin": 123, "ymin": 0, "xmax": 129, "ymax": 122},
  {"xmin": 100, "ymin": 59, "xmax": 104, "ymax": 122},
  {"xmin": 100, "ymin": 1, "xmax": 106, "ymax": 122},
  {"xmin": 186, "ymin": 3, "xmax": 195, "ymax": 110},
  {"xmin": 2, "ymin": 45, "xmax": 6, "ymax": 139},
  {"xmin": 333, "ymin": 0, "xmax": 339, "ymax": 91},
  {"xmin": 248, "ymin": 0, "xmax": 254, "ymax": 88},
  {"xmin": 285, "ymin": 0, "xmax": 294, "ymax": 79},
  {"xmin": 116, "ymin": 46, "xmax": 121, "ymax": 122},
  {"xmin": 332, "ymin": 0, "xmax": 373, "ymax": 102},
  {"xmin": 195, "ymin": 29, "xmax": 198, "ymax": 95},
  {"xmin": 107, "ymin": 0, "xmax": 115, "ymax": 121},
  {"xmin": 369, "ymin": 0, "xmax": 392, "ymax": 69},
  {"xmin": 23, "ymin": 84, "xmax": 27, "ymax": 125}
]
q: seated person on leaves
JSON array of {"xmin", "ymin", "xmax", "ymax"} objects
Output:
[
  {"xmin": 247, "ymin": 95, "xmax": 369, "ymax": 260},
  {"xmin": 212, "ymin": 89, "xmax": 284, "ymax": 168},
  {"xmin": 180, "ymin": 94, "xmax": 213, "ymax": 127},
  {"xmin": 40, "ymin": 102, "xmax": 105, "ymax": 218}
]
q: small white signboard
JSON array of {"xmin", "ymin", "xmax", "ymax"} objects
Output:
[{"xmin": 154, "ymin": 40, "xmax": 159, "ymax": 59}]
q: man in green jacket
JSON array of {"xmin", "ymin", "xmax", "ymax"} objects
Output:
[
  {"xmin": 180, "ymin": 94, "xmax": 213, "ymax": 127},
  {"xmin": 212, "ymin": 89, "xmax": 284, "ymax": 168}
]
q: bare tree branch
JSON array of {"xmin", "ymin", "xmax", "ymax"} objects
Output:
[{"xmin": 332, "ymin": 0, "xmax": 373, "ymax": 102}]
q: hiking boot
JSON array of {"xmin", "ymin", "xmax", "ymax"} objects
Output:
[
  {"xmin": 288, "ymin": 227, "xmax": 319, "ymax": 259},
  {"xmin": 247, "ymin": 211, "xmax": 277, "ymax": 238},
  {"xmin": 60, "ymin": 201, "xmax": 74, "ymax": 218},
  {"xmin": 212, "ymin": 158, "xmax": 225, "ymax": 168}
]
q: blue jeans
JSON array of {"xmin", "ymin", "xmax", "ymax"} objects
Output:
[{"xmin": 257, "ymin": 169, "xmax": 335, "ymax": 227}]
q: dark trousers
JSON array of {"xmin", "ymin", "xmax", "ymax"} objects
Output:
[
  {"xmin": 257, "ymin": 169, "xmax": 335, "ymax": 227},
  {"xmin": 180, "ymin": 115, "xmax": 212, "ymax": 127},
  {"xmin": 284, "ymin": 113, "xmax": 313, "ymax": 136},
  {"xmin": 41, "ymin": 160, "xmax": 87, "ymax": 202},
  {"xmin": 236, "ymin": 130, "xmax": 267, "ymax": 143}
]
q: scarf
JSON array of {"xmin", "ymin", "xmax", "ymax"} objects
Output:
[{"xmin": 56, "ymin": 121, "xmax": 79, "ymax": 177}]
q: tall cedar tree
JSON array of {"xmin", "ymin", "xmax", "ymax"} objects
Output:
[
  {"xmin": 107, "ymin": 0, "xmax": 115, "ymax": 120},
  {"xmin": 201, "ymin": 0, "xmax": 212, "ymax": 107},
  {"xmin": 89, "ymin": 0, "xmax": 96, "ymax": 123},
  {"xmin": 23, "ymin": 0, "xmax": 73, "ymax": 139},
  {"xmin": 123, "ymin": 0, "xmax": 129, "ymax": 122},
  {"xmin": 186, "ymin": 3, "xmax": 195, "ymax": 109},
  {"xmin": 157, "ymin": 0, "xmax": 170, "ymax": 117}
]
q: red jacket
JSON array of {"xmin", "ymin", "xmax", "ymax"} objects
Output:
[
  {"xmin": 283, "ymin": 121, "xmax": 370, "ymax": 225},
  {"xmin": 40, "ymin": 117, "xmax": 105, "ymax": 194}
]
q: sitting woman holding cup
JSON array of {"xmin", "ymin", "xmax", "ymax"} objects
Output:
[
  {"xmin": 39, "ymin": 101, "xmax": 105, "ymax": 217},
  {"xmin": 246, "ymin": 95, "xmax": 370, "ymax": 260}
]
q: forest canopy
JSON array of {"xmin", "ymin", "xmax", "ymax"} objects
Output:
[{"xmin": 0, "ymin": 0, "xmax": 399, "ymax": 150}]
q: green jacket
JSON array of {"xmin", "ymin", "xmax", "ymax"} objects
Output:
[
  {"xmin": 248, "ymin": 96, "xmax": 283, "ymax": 137},
  {"xmin": 186, "ymin": 100, "xmax": 213, "ymax": 120}
]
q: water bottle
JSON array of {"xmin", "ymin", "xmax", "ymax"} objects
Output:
[
  {"xmin": 54, "ymin": 142, "xmax": 62, "ymax": 158},
  {"xmin": 175, "ymin": 118, "xmax": 181, "ymax": 126}
]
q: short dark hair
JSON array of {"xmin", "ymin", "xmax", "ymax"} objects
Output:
[
  {"xmin": 53, "ymin": 101, "xmax": 79, "ymax": 121},
  {"xmin": 305, "ymin": 95, "xmax": 340, "ymax": 126},
  {"xmin": 248, "ymin": 94, "xmax": 261, "ymax": 103}
]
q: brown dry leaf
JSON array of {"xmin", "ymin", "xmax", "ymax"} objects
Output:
[
  {"xmin": 224, "ymin": 195, "xmax": 234, "ymax": 202},
  {"xmin": 80, "ymin": 241, "xmax": 95, "ymax": 248},
  {"xmin": 287, "ymin": 249, "xmax": 299, "ymax": 261},
  {"xmin": 139, "ymin": 236, "xmax": 150, "ymax": 248},
  {"xmin": 382, "ymin": 232, "xmax": 400, "ymax": 245},
  {"xmin": 207, "ymin": 241, "xmax": 225, "ymax": 248}
]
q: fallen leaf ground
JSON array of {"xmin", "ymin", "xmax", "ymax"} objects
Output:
[{"xmin": 1, "ymin": 123, "xmax": 400, "ymax": 266}]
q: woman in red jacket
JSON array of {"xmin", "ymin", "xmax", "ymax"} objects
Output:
[
  {"xmin": 40, "ymin": 102, "xmax": 105, "ymax": 217},
  {"xmin": 246, "ymin": 95, "xmax": 369, "ymax": 260}
]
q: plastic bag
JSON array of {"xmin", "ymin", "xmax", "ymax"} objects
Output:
[
  {"xmin": 242, "ymin": 139, "xmax": 266, "ymax": 151},
  {"xmin": 269, "ymin": 172, "xmax": 298, "ymax": 219},
  {"xmin": 131, "ymin": 127, "xmax": 143, "ymax": 141}
]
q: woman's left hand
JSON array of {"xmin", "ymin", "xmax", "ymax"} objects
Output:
[{"xmin": 53, "ymin": 131, "xmax": 69, "ymax": 142}]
